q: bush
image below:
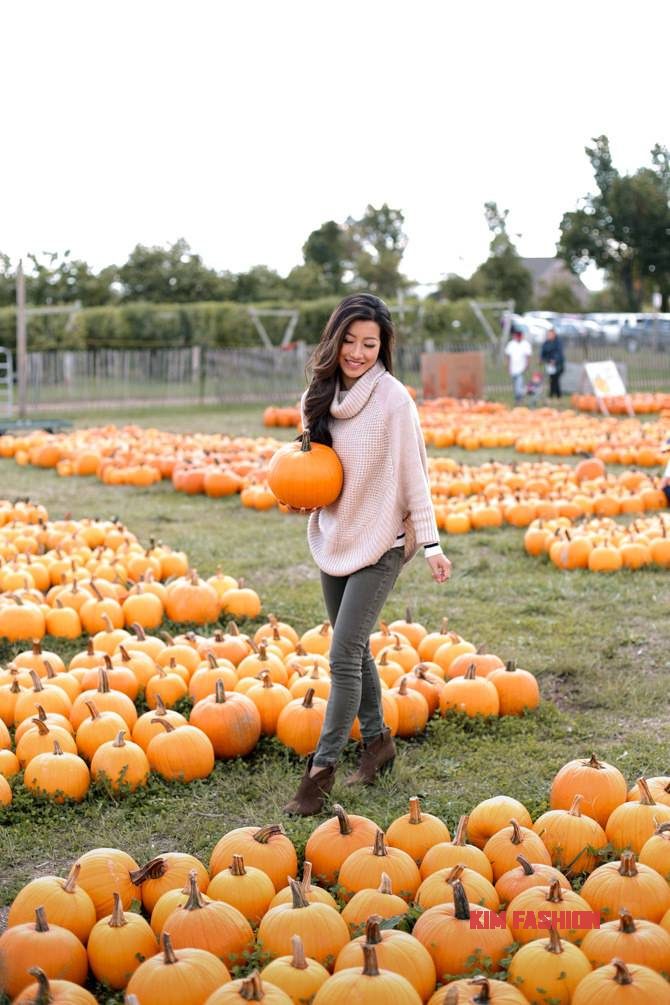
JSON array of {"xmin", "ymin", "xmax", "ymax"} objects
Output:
[{"xmin": 0, "ymin": 296, "xmax": 489, "ymax": 352}]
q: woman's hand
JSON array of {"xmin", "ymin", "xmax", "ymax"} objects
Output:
[{"xmin": 427, "ymin": 553, "xmax": 452, "ymax": 584}]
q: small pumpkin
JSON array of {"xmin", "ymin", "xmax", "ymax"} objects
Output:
[
  {"xmin": 87, "ymin": 891, "xmax": 159, "ymax": 989},
  {"xmin": 125, "ymin": 931, "xmax": 231, "ymax": 1005}
]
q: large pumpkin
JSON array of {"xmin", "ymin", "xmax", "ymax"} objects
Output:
[{"xmin": 268, "ymin": 430, "xmax": 343, "ymax": 510}]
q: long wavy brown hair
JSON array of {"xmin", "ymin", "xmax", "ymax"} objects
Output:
[{"xmin": 303, "ymin": 293, "xmax": 395, "ymax": 445}]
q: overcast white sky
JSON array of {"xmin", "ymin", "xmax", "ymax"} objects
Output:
[{"xmin": 3, "ymin": 0, "xmax": 669, "ymax": 291}]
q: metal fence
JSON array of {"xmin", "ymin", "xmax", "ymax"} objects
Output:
[{"xmin": 9, "ymin": 341, "xmax": 670, "ymax": 412}]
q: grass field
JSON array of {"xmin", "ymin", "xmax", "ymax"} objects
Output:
[{"xmin": 1, "ymin": 403, "xmax": 669, "ymax": 1002}]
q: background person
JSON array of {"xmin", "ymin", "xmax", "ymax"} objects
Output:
[
  {"xmin": 505, "ymin": 327, "xmax": 532, "ymax": 403},
  {"xmin": 283, "ymin": 293, "xmax": 451, "ymax": 816},
  {"xmin": 661, "ymin": 437, "xmax": 670, "ymax": 506},
  {"xmin": 540, "ymin": 327, "xmax": 565, "ymax": 398}
]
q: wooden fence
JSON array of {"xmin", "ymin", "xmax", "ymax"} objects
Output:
[{"xmin": 11, "ymin": 341, "xmax": 670, "ymax": 411}]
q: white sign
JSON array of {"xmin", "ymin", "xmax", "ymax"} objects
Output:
[{"xmin": 584, "ymin": 360, "xmax": 627, "ymax": 398}]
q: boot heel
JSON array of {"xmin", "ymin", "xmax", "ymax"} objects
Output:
[{"xmin": 380, "ymin": 756, "xmax": 395, "ymax": 775}]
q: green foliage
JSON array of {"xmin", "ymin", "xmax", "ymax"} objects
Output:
[
  {"xmin": 433, "ymin": 273, "xmax": 478, "ymax": 301},
  {"xmin": 470, "ymin": 202, "xmax": 533, "ymax": 312},
  {"xmin": 119, "ymin": 239, "xmax": 234, "ymax": 303},
  {"xmin": 558, "ymin": 135, "xmax": 670, "ymax": 310},
  {"xmin": 302, "ymin": 221, "xmax": 348, "ymax": 294},
  {"xmin": 536, "ymin": 281, "xmax": 584, "ymax": 313}
]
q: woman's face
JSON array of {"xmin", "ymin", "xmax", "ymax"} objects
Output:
[{"xmin": 338, "ymin": 319, "xmax": 381, "ymax": 388}]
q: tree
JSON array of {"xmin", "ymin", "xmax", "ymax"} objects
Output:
[
  {"xmin": 232, "ymin": 265, "xmax": 288, "ymax": 303},
  {"xmin": 558, "ymin": 136, "xmax": 670, "ymax": 311},
  {"xmin": 470, "ymin": 202, "xmax": 533, "ymax": 311},
  {"xmin": 0, "ymin": 254, "xmax": 15, "ymax": 307},
  {"xmin": 536, "ymin": 281, "xmax": 584, "ymax": 313},
  {"xmin": 345, "ymin": 203, "xmax": 410, "ymax": 297},
  {"xmin": 118, "ymin": 239, "xmax": 228, "ymax": 302},
  {"xmin": 432, "ymin": 273, "xmax": 477, "ymax": 301},
  {"xmin": 302, "ymin": 221, "xmax": 347, "ymax": 294}
]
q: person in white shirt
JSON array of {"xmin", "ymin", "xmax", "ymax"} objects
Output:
[{"xmin": 505, "ymin": 328, "xmax": 533, "ymax": 403}]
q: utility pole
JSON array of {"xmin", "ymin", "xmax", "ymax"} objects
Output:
[{"xmin": 16, "ymin": 259, "xmax": 27, "ymax": 418}]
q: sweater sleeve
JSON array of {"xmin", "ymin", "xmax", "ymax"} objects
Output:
[{"xmin": 389, "ymin": 400, "xmax": 441, "ymax": 548}]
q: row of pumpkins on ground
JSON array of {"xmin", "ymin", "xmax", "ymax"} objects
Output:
[
  {"xmin": 570, "ymin": 392, "xmax": 670, "ymax": 415},
  {"xmin": 0, "ymin": 613, "xmax": 540, "ymax": 805},
  {"xmin": 2, "ymin": 760, "xmax": 670, "ymax": 1002},
  {"xmin": 416, "ymin": 403, "xmax": 669, "ymax": 460},
  {"xmin": 0, "ymin": 406, "xmax": 669, "ymax": 502},
  {"xmin": 0, "ymin": 502, "xmax": 263, "ymax": 641},
  {"xmin": 524, "ymin": 514, "xmax": 670, "ymax": 571}
]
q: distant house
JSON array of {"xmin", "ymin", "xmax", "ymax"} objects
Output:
[{"xmin": 520, "ymin": 257, "xmax": 590, "ymax": 308}]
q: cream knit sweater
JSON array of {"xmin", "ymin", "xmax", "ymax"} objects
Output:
[{"xmin": 302, "ymin": 360, "xmax": 441, "ymax": 576}]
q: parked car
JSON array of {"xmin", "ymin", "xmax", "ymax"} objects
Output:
[
  {"xmin": 552, "ymin": 318, "xmax": 605, "ymax": 343},
  {"xmin": 620, "ymin": 317, "xmax": 670, "ymax": 352}
]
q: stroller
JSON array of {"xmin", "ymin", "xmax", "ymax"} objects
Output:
[{"xmin": 525, "ymin": 371, "xmax": 544, "ymax": 407}]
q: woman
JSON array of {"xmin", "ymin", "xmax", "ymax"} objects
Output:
[
  {"xmin": 540, "ymin": 328, "xmax": 565, "ymax": 398},
  {"xmin": 284, "ymin": 293, "xmax": 452, "ymax": 816}
]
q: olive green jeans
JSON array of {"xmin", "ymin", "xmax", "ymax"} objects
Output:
[{"xmin": 312, "ymin": 546, "xmax": 404, "ymax": 768}]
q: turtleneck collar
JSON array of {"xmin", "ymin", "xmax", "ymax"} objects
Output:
[{"xmin": 330, "ymin": 361, "xmax": 387, "ymax": 419}]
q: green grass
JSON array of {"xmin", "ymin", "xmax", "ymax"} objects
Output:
[{"xmin": 0, "ymin": 403, "xmax": 669, "ymax": 1001}]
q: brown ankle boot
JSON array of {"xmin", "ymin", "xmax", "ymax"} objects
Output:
[
  {"xmin": 283, "ymin": 754, "xmax": 336, "ymax": 816},
  {"xmin": 344, "ymin": 728, "xmax": 396, "ymax": 786}
]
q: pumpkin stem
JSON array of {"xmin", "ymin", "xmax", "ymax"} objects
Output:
[
  {"xmin": 108, "ymin": 891, "xmax": 128, "ymax": 928},
  {"xmin": 29, "ymin": 669, "xmax": 44, "ymax": 692},
  {"xmin": 568, "ymin": 794, "xmax": 583, "ymax": 817},
  {"xmin": 231, "ymin": 854, "xmax": 246, "ymax": 877},
  {"xmin": 60, "ymin": 863, "xmax": 81, "ymax": 895},
  {"xmin": 183, "ymin": 870, "xmax": 207, "ymax": 911},
  {"xmin": 161, "ymin": 931, "xmax": 179, "ymax": 965},
  {"xmin": 618, "ymin": 909, "xmax": 636, "ymax": 934},
  {"xmin": 611, "ymin": 959, "xmax": 634, "ymax": 986},
  {"xmin": 97, "ymin": 667, "xmax": 111, "ymax": 693},
  {"xmin": 636, "ymin": 777, "xmax": 655, "ymax": 805},
  {"xmin": 293, "ymin": 642, "xmax": 307, "ymax": 656},
  {"xmin": 154, "ymin": 694, "xmax": 167, "ymax": 716},
  {"xmin": 290, "ymin": 934, "xmax": 308, "ymax": 970},
  {"xmin": 34, "ymin": 905, "xmax": 50, "ymax": 932},
  {"xmin": 33, "ymin": 704, "xmax": 48, "ymax": 722},
  {"xmin": 112, "ymin": 730, "xmax": 126, "ymax": 748},
  {"xmin": 288, "ymin": 877, "xmax": 310, "ymax": 910},
  {"xmin": 464, "ymin": 664, "xmax": 478, "ymax": 681},
  {"xmin": 131, "ymin": 622, "xmax": 147, "ymax": 640},
  {"xmin": 302, "ymin": 687, "xmax": 315, "ymax": 708},
  {"xmin": 31, "ymin": 717, "xmax": 51, "ymax": 736},
  {"xmin": 509, "ymin": 819, "xmax": 523, "ymax": 845},
  {"xmin": 300, "ymin": 429, "xmax": 312, "ymax": 452},
  {"xmin": 546, "ymin": 927, "xmax": 563, "ymax": 954},
  {"xmin": 151, "ymin": 718, "xmax": 175, "ymax": 733},
  {"xmin": 130, "ymin": 856, "xmax": 167, "ymax": 885},
  {"xmin": 361, "ymin": 942, "xmax": 380, "ymax": 977},
  {"xmin": 468, "ymin": 976, "xmax": 493, "ymax": 1004},
  {"xmin": 397, "ymin": 676, "xmax": 408, "ymax": 695},
  {"xmin": 448, "ymin": 878, "xmax": 470, "ymax": 921},
  {"xmin": 239, "ymin": 971, "xmax": 266, "ymax": 1001},
  {"xmin": 260, "ymin": 671, "xmax": 273, "ymax": 689},
  {"xmin": 26, "ymin": 967, "xmax": 52, "ymax": 1005},
  {"xmin": 43, "ymin": 660, "xmax": 56, "ymax": 681},
  {"xmin": 377, "ymin": 872, "xmax": 393, "ymax": 896},
  {"xmin": 52, "ymin": 740, "xmax": 64, "ymax": 756},
  {"xmin": 408, "ymin": 796, "xmax": 422, "ymax": 824},
  {"xmin": 333, "ymin": 804, "xmax": 352, "ymax": 836},
  {"xmin": 254, "ymin": 824, "xmax": 285, "ymax": 845},
  {"xmin": 618, "ymin": 851, "xmax": 638, "ymax": 877},
  {"xmin": 447, "ymin": 864, "xmax": 465, "ymax": 885},
  {"xmin": 215, "ymin": 679, "xmax": 227, "ymax": 704},
  {"xmin": 452, "ymin": 815, "xmax": 469, "ymax": 846},
  {"xmin": 373, "ymin": 830, "xmax": 388, "ymax": 857},
  {"xmin": 505, "ymin": 659, "xmax": 516, "ymax": 673},
  {"xmin": 319, "ymin": 621, "xmax": 330, "ymax": 637},
  {"xmin": 586, "ymin": 753, "xmax": 604, "ymax": 769},
  {"xmin": 364, "ymin": 915, "xmax": 383, "ymax": 945},
  {"xmin": 207, "ymin": 651, "xmax": 219, "ymax": 670},
  {"xmin": 654, "ymin": 821, "xmax": 670, "ymax": 835},
  {"xmin": 546, "ymin": 879, "xmax": 565, "ymax": 904},
  {"xmin": 300, "ymin": 861, "xmax": 313, "ymax": 891},
  {"xmin": 516, "ymin": 855, "xmax": 535, "ymax": 876}
]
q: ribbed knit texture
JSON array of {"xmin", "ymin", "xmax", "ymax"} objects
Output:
[{"xmin": 302, "ymin": 360, "xmax": 440, "ymax": 576}]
